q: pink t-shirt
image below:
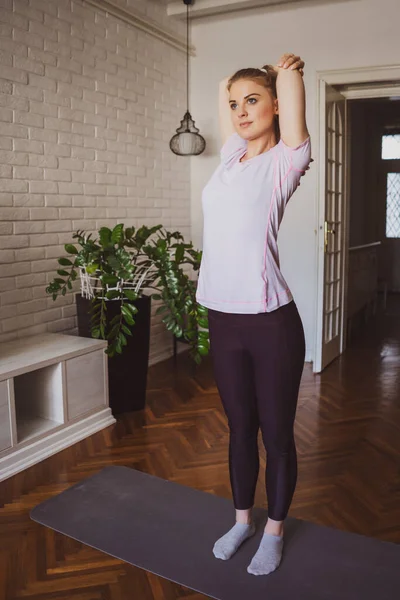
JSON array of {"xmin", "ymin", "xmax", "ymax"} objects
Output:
[{"xmin": 195, "ymin": 132, "xmax": 312, "ymax": 313}]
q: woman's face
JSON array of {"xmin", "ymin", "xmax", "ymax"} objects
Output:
[{"xmin": 229, "ymin": 78, "xmax": 278, "ymax": 138}]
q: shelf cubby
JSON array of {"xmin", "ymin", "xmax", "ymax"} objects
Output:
[{"xmin": 13, "ymin": 363, "xmax": 64, "ymax": 444}]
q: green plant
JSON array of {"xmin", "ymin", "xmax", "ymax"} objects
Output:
[{"xmin": 46, "ymin": 223, "xmax": 209, "ymax": 363}]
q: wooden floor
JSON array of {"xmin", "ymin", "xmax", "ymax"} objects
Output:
[{"xmin": 1, "ymin": 295, "xmax": 399, "ymax": 600}]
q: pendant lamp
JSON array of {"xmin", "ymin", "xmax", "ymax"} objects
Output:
[{"xmin": 169, "ymin": 0, "xmax": 206, "ymax": 156}]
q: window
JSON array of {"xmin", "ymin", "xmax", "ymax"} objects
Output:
[
  {"xmin": 382, "ymin": 134, "xmax": 400, "ymax": 159},
  {"xmin": 382, "ymin": 134, "xmax": 400, "ymax": 239},
  {"xmin": 385, "ymin": 173, "xmax": 400, "ymax": 238}
]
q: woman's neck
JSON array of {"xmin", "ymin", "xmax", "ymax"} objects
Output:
[{"xmin": 239, "ymin": 132, "xmax": 277, "ymax": 162}]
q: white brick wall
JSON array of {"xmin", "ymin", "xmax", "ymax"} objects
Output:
[{"xmin": 0, "ymin": 0, "xmax": 192, "ymax": 365}]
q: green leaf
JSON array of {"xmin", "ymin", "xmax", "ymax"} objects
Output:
[
  {"xmin": 193, "ymin": 353, "xmax": 202, "ymax": 365},
  {"xmin": 92, "ymin": 327, "xmax": 101, "ymax": 339},
  {"xmin": 175, "ymin": 244, "xmax": 184, "ymax": 263},
  {"xmin": 58, "ymin": 257, "xmax": 73, "ymax": 266},
  {"xmin": 173, "ymin": 325, "xmax": 183, "ymax": 337},
  {"xmin": 123, "ymin": 289, "xmax": 137, "ymax": 301},
  {"xmin": 57, "ymin": 269, "xmax": 69, "ymax": 277},
  {"xmin": 106, "ymin": 290, "xmax": 120, "ymax": 300},
  {"xmin": 121, "ymin": 304, "xmax": 134, "ymax": 321},
  {"xmin": 122, "ymin": 311, "xmax": 135, "ymax": 326},
  {"xmin": 107, "ymin": 255, "xmax": 121, "ymax": 270},
  {"xmin": 125, "ymin": 302, "xmax": 138, "ymax": 314},
  {"xmin": 86, "ymin": 263, "xmax": 99, "ymax": 275},
  {"xmin": 118, "ymin": 268, "xmax": 132, "ymax": 280},
  {"xmin": 197, "ymin": 304, "xmax": 208, "ymax": 316},
  {"xmin": 111, "ymin": 223, "xmax": 124, "ymax": 244},
  {"xmin": 101, "ymin": 274, "xmax": 119, "ymax": 286},
  {"xmin": 99, "ymin": 227, "xmax": 112, "ymax": 247},
  {"xmin": 107, "ymin": 323, "xmax": 120, "ymax": 339},
  {"xmin": 65, "ymin": 244, "xmax": 78, "ymax": 255}
]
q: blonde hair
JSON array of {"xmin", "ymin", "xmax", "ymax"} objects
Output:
[{"xmin": 227, "ymin": 65, "xmax": 280, "ymax": 142}]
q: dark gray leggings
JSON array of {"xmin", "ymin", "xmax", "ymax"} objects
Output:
[{"xmin": 207, "ymin": 300, "xmax": 305, "ymax": 521}]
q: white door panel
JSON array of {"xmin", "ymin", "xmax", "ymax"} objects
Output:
[{"xmin": 315, "ymin": 82, "xmax": 347, "ymax": 373}]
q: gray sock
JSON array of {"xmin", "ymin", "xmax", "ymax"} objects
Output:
[
  {"xmin": 247, "ymin": 532, "xmax": 284, "ymax": 575},
  {"xmin": 213, "ymin": 521, "xmax": 256, "ymax": 560}
]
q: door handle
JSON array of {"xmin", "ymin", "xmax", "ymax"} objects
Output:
[{"xmin": 324, "ymin": 221, "xmax": 336, "ymax": 252}]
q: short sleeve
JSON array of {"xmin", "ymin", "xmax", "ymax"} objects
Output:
[
  {"xmin": 274, "ymin": 136, "xmax": 312, "ymax": 204},
  {"xmin": 220, "ymin": 132, "xmax": 247, "ymax": 166}
]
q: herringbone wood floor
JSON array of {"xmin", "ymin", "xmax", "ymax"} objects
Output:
[{"xmin": 1, "ymin": 295, "xmax": 399, "ymax": 600}]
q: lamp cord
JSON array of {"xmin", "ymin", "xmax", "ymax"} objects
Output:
[{"xmin": 186, "ymin": 1, "xmax": 189, "ymax": 113}]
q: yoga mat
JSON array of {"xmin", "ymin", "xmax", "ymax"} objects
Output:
[{"xmin": 30, "ymin": 466, "xmax": 400, "ymax": 600}]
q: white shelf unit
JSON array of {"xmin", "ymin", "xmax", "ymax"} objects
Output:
[{"xmin": 0, "ymin": 333, "xmax": 116, "ymax": 482}]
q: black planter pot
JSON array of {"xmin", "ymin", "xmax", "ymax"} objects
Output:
[{"xmin": 76, "ymin": 293, "xmax": 151, "ymax": 415}]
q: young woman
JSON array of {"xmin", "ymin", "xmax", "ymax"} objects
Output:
[{"xmin": 195, "ymin": 53, "xmax": 312, "ymax": 576}]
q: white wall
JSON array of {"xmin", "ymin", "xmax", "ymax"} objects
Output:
[
  {"xmin": 190, "ymin": 0, "xmax": 400, "ymax": 362},
  {"xmin": 0, "ymin": 0, "xmax": 189, "ymax": 365}
]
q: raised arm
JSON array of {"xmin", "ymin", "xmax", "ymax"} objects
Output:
[
  {"xmin": 275, "ymin": 54, "xmax": 309, "ymax": 148},
  {"xmin": 219, "ymin": 76, "xmax": 235, "ymax": 145}
]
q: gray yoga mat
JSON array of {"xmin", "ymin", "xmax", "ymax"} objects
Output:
[{"xmin": 30, "ymin": 466, "xmax": 400, "ymax": 600}]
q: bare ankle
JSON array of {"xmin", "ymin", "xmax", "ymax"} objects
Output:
[
  {"xmin": 236, "ymin": 507, "xmax": 253, "ymax": 525},
  {"xmin": 237, "ymin": 518, "xmax": 253, "ymax": 525},
  {"xmin": 264, "ymin": 517, "xmax": 284, "ymax": 536}
]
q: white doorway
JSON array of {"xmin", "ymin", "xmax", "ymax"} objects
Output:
[{"xmin": 313, "ymin": 65, "xmax": 400, "ymax": 373}]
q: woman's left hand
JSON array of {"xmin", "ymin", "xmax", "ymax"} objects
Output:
[{"xmin": 275, "ymin": 53, "xmax": 305, "ymax": 76}]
